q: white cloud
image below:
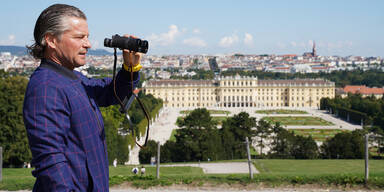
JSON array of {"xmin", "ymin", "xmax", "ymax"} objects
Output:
[
  {"xmin": 290, "ymin": 41, "xmax": 297, "ymax": 47},
  {"xmin": 244, "ymin": 33, "xmax": 253, "ymax": 46},
  {"xmin": 183, "ymin": 37, "xmax": 207, "ymax": 47},
  {"xmin": 192, "ymin": 29, "xmax": 201, "ymax": 34},
  {"xmin": 0, "ymin": 34, "xmax": 16, "ymax": 45},
  {"xmin": 146, "ymin": 24, "xmax": 180, "ymax": 46},
  {"xmin": 320, "ymin": 40, "xmax": 353, "ymax": 50},
  {"xmin": 219, "ymin": 34, "xmax": 239, "ymax": 47},
  {"xmin": 8, "ymin": 35, "xmax": 15, "ymax": 41},
  {"xmin": 277, "ymin": 42, "xmax": 287, "ymax": 49}
]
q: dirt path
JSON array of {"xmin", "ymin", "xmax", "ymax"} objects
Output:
[{"xmin": 161, "ymin": 162, "xmax": 258, "ymax": 174}]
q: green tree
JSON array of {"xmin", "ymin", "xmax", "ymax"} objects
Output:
[
  {"xmin": 116, "ymin": 135, "xmax": 129, "ymax": 164},
  {"xmin": 292, "ymin": 135, "xmax": 319, "ymax": 159},
  {"xmin": 102, "ymin": 110, "xmax": 119, "ymax": 165},
  {"xmin": 221, "ymin": 112, "xmax": 257, "ymax": 159},
  {"xmin": 321, "ymin": 130, "xmax": 366, "ymax": 159},
  {"xmin": 256, "ymin": 119, "xmax": 272, "ymax": 156},
  {"xmin": 160, "ymin": 140, "xmax": 177, "ymax": 163},
  {"xmin": 138, "ymin": 140, "xmax": 158, "ymax": 164},
  {"xmin": 163, "ymin": 108, "xmax": 223, "ymax": 162},
  {"xmin": 0, "ymin": 74, "xmax": 31, "ymax": 167},
  {"xmin": 269, "ymin": 126, "xmax": 295, "ymax": 159}
]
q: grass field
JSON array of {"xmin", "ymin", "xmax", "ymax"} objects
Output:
[
  {"xmin": 254, "ymin": 159, "xmax": 384, "ymax": 176},
  {"xmin": 177, "ymin": 116, "xmax": 228, "ymax": 125},
  {"xmin": 180, "ymin": 110, "xmax": 230, "ymax": 115},
  {"xmin": 256, "ymin": 109, "xmax": 308, "ymax": 114},
  {"xmin": 169, "ymin": 129, "xmax": 177, "ymax": 142},
  {"xmin": 212, "ymin": 116, "xmax": 228, "ymax": 125},
  {"xmin": 290, "ymin": 129, "xmax": 349, "ymax": 141},
  {"xmin": 262, "ymin": 116, "xmax": 334, "ymax": 126},
  {"xmin": 2, "ymin": 160, "xmax": 384, "ymax": 190}
]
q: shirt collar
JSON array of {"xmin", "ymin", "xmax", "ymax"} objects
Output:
[{"xmin": 40, "ymin": 59, "xmax": 79, "ymax": 80}]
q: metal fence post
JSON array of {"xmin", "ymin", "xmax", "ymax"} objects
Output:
[
  {"xmin": 0, "ymin": 146, "xmax": 2, "ymax": 181},
  {"xmin": 156, "ymin": 142, "xmax": 160, "ymax": 179},
  {"xmin": 365, "ymin": 134, "xmax": 369, "ymax": 184},
  {"xmin": 245, "ymin": 137, "xmax": 253, "ymax": 179}
]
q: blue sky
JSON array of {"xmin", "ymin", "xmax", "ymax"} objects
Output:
[{"xmin": 0, "ymin": 0, "xmax": 383, "ymax": 56}]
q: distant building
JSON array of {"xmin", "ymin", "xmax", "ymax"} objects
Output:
[
  {"xmin": 303, "ymin": 41, "xmax": 316, "ymax": 57},
  {"xmin": 144, "ymin": 75, "xmax": 335, "ymax": 108},
  {"xmin": 208, "ymin": 57, "xmax": 219, "ymax": 73},
  {"xmin": 341, "ymin": 85, "xmax": 384, "ymax": 99}
]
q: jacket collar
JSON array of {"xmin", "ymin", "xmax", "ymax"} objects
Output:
[{"xmin": 40, "ymin": 59, "xmax": 79, "ymax": 80}]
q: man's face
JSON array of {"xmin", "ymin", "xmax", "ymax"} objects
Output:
[{"xmin": 54, "ymin": 17, "xmax": 91, "ymax": 69}]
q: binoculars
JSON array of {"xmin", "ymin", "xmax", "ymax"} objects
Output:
[{"xmin": 104, "ymin": 34, "xmax": 148, "ymax": 54}]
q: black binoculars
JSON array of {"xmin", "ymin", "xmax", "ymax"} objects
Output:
[{"xmin": 104, "ymin": 34, "xmax": 148, "ymax": 54}]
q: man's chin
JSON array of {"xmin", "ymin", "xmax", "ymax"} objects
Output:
[{"xmin": 74, "ymin": 61, "xmax": 86, "ymax": 68}]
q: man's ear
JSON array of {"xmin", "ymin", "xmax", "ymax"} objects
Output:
[{"xmin": 44, "ymin": 33, "xmax": 58, "ymax": 49}]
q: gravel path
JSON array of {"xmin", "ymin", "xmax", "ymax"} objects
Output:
[
  {"xmin": 161, "ymin": 162, "xmax": 258, "ymax": 174},
  {"xmin": 110, "ymin": 189, "xmax": 384, "ymax": 192},
  {"xmin": 4, "ymin": 189, "xmax": 384, "ymax": 192}
]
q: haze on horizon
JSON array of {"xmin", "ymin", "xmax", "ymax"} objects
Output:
[{"xmin": 0, "ymin": 0, "xmax": 383, "ymax": 57}]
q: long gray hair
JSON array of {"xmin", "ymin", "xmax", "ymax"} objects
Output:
[{"xmin": 27, "ymin": 4, "xmax": 87, "ymax": 59}]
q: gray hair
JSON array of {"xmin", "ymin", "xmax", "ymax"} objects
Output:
[{"xmin": 27, "ymin": 4, "xmax": 87, "ymax": 59}]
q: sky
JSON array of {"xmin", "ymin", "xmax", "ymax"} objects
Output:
[{"xmin": 0, "ymin": 0, "xmax": 383, "ymax": 56}]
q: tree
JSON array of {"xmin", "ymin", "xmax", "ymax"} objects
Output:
[
  {"xmin": 138, "ymin": 140, "xmax": 158, "ymax": 164},
  {"xmin": 292, "ymin": 135, "xmax": 319, "ymax": 159},
  {"xmin": 321, "ymin": 130, "xmax": 366, "ymax": 159},
  {"xmin": 116, "ymin": 135, "xmax": 129, "ymax": 164},
  {"xmin": 0, "ymin": 74, "xmax": 31, "ymax": 167},
  {"xmin": 221, "ymin": 112, "xmax": 257, "ymax": 159},
  {"xmin": 160, "ymin": 140, "xmax": 177, "ymax": 163},
  {"xmin": 162, "ymin": 108, "xmax": 224, "ymax": 162},
  {"xmin": 102, "ymin": 110, "xmax": 119, "ymax": 165},
  {"xmin": 177, "ymin": 108, "xmax": 216, "ymax": 130},
  {"xmin": 269, "ymin": 126, "xmax": 296, "ymax": 159},
  {"xmin": 256, "ymin": 119, "xmax": 272, "ymax": 156}
]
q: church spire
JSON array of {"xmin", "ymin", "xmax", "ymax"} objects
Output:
[{"xmin": 312, "ymin": 41, "xmax": 316, "ymax": 57}]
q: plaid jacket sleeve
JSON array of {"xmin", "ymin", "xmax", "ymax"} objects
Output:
[
  {"xmin": 23, "ymin": 82, "xmax": 76, "ymax": 191},
  {"xmin": 81, "ymin": 68, "xmax": 140, "ymax": 107}
]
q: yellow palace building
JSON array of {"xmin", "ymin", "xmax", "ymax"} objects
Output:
[{"xmin": 143, "ymin": 75, "xmax": 335, "ymax": 108}]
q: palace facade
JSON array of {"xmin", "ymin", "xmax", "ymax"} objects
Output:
[{"xmin": 143, "ymin": 76, "xmax": 335, "ymax": 108}]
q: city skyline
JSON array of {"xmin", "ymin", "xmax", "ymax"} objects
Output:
[{"xmin": 0, "ymin": 0, "xmax": 383, "ymax": 57}]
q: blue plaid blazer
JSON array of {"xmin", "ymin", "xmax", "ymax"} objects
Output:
[{"xmin": 23, "ymin": 59, "xmax": 139, "ymax": 191}]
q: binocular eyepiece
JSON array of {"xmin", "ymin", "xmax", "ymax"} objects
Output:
[{"xmin": 104, "ymin": 34, "xmax": 149, "ymax": 54}]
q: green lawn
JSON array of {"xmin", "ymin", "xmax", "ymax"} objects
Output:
[
  {"xmin": 290, "ymin": 129, "xmax": 349, "ymax": 141},
  {"xmin": 110, "ymin": 165, "xmax": 204, "ymax": 177},
  {"xmin": 177, "ymin": 116, "xmax": 228, "ymax": 125},
  {"xmin": 262, "ymin": 116, "xmax": 334, "ymax": 126},
  {"xmin": 2, "ymin": 160, "xmax": 384, "ymax": 190},
  {"xmin": 254, "ymin": 159, "xmax": 384, "ymax": 177},
  {"xmin": 169, "ymin": 129, "xmax": 177, "ymax": 142},
  {"xmin": 212, "ymin": 116, "xmax": 228, "ymax": 125},
  {"xmin": 180, "ymin": 110, "xmax": 230, "ymax": 115},
  {"xmin": 256, "ymin": 109, "xmax": 308, "ymax": 114},
  {"xmin": 0, "ymin": 168, "xmax": 35, "ymax": 190}
]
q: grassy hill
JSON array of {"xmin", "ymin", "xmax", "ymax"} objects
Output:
[{"xmin": 2, "ymin": 159, "xmax": 383, "ymax": 190}]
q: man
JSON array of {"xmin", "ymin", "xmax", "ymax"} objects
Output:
[
  {"xmin": 140, "ymin": 166, "xmax": 146, "ymax": 176},
  {"xmin": 23, "ymin": 4, "xmax": 142, "ymax": 191}
]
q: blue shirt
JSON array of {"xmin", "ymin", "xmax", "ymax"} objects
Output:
[{"xmin": 23, "ymin": 59, "xmax": 139, "ymax": 191}]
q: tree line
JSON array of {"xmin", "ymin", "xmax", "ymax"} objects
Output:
[
  {"xmin": 170, "ymin": 69, "xmax": 384, "ymax": 88},
  {"xmin": 0, "ymin": 70, "xmax": 162, "ymax": 167},
  {"xmin": 139, "ymin": 108, "xmax": 370, "ymax": 163},
  {"xmin": 222, "ymin": 69, "xmax": 384, "ymax": 88},
  {"xmin": 321, "ymin": 94, "xmax": 384, "ymax": 135}
]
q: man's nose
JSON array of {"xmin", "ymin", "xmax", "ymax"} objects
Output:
[{"xmin": 84, "ymin": 38, "xmax": 92, "ymax": 49}]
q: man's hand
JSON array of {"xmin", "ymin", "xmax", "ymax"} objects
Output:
[{"xmin": 122, "ymin": 34, "xmax": 142, "ymax": 67}]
